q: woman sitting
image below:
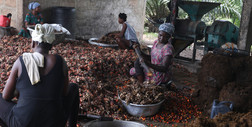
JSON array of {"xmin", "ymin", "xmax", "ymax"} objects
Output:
[
  {"xmin": 0, "ymin": 24, "xmax": 79, "ymax": 127},
  {"xmin": 130, "ymin": 23, "xmax": 175, "ymax": 87},
  {"xmin": 19, "ymin": 2, "xmax": 44, "ymax": 38},
  {"xmin": 25, "ymin": 2, "xmax": 44, "ymax": 27},
  {"xmin": 116, "ymin": 13, "xmax": 139, "ymax": 49}
]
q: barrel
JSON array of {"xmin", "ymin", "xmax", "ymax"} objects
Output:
[{"xmin": 51, "ymin": 7, "xmax": 76, "ymax": 38}]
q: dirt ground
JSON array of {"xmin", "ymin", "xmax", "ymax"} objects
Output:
[
  {"xmin": 188, "ymin": 110, "xmax": 252, "ymax": 127},
  {"xmin": 1, "ymin": 36, "xmax": 251, "ymax": 127},
  {"xmin": 188, "ymin": 52, "xmax": 252, "ymax": 127},
  {"xmin": 78, "ymin": 64, "xmax": 201, "ymax": 127},
  {"xmin": 140, "ymin": 38, "xmax": 252, "ymax": 126},
  {"xmin": 73, "ymin": 40, "xmax": 252, "ymax": 126}
]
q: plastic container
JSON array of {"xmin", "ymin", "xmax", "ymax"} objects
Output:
[
  {"xmin": 210, "ymin": 99, "xmax": 233, "ymax": 119},
  {"xmin": 51, "ymin": 7, "xmax": 76, "ymax": 38},
  {"xmin": 0, "ymin": 15, "xmax": 11, "ymax": 27},
  {"xmin": 83, "ymin": 120, "xmax": 146, "ymax": 127}
]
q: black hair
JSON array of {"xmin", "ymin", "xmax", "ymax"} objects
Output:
[
  {"xmin": 34, "ymin": 41, "xmax": 52, "ymax": 51},
  {"xmin": 119, "ymin": 13, "xmax": 127, "ymax": 21}
]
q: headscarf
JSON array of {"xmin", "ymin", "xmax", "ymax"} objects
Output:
[
  {"xmin": 23, "ymin": 24, "xmax": 56, "ymax": 85},
  {"xmin": 159, "ymin": 23, "xmax": 175, "ymax": 35},
  {"xmin": 28, "ymin": 2, "xmax": 40, "ymax": 10},
  {"xmin": 32, "ymin": 24, "xmax": 55, "ymax": 44}
]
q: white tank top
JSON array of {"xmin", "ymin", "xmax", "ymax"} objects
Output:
[{"xmin": 124, "ymin": 22, "xmax": 138, "ymax": 42}]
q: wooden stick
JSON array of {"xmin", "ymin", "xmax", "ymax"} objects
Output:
[{"xmin": 134, "ymin": 47, "xmax": 153, "ymax": 77}]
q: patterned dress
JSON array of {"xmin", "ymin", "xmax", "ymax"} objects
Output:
[
  {"xmin": 18, "ymin": 29, "xmax": 31, "ymax": 38},
  {"xmin": 25, "ymin": 12, "xmax": 43, "ymax": 25},
  {"xmin": 145, "ymin": 39, "xmax": 174, "ymax": 85},
  {"xmin": 20, "ymin": 12, "xmax": 43, "ymax": 38}
]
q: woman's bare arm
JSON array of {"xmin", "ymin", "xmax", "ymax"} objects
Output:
[
  {"xmin": 118, "ymin": 23, "xmax": 127, "ymax": 38},
  {"xmin": 145, "ymin": 55, "xmax": 173, "ymax": 72},
  {"xmin": 2, "ymin": 59, "xmax": 20, "ymax": 101}
]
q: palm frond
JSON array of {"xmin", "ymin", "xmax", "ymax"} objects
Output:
[{"xmin": 146, "ymin": 0, "xmax": 169, "ymax": 20}]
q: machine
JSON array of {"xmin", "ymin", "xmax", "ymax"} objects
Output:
[{"xmin": 162, "ymin": 0, "xmax": 240, "ymax": 62}]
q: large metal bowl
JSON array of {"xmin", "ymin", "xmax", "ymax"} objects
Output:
[
  {"xmin": 119, "ymin": 96, "xmax": 165, "ymax": 117},
  {"xmin": 88, "ymin": 38, "xmax": 119, "ymax": 48},
  {"xmin": 83, "ymin": 120, "xmax": 146, "ymax": 127}
]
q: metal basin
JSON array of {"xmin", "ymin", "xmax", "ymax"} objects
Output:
[
  {"xmin": 119, "ymin": 96, "xmax": 165, "ymax": 117},
  {"xmin": 88, "ymin": 38, "xmax": 119, "ymax": 48},
  {"xmin": 83, "ymin": 120, "xmax": 146, "ymax": 127}
]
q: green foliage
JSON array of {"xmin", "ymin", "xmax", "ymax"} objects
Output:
[
  {"xmin": 146, "ymin": 0, "xmax": 170, "ymax": 20},
  {"xmin": 145, "ymin": 0, "xmax": 243, "ymax": 32},
  {"xmin": 178, "ymin": 7, "xmax": 189, "ymax": 19},
  {"xmin": 181, "ymin": 0, "xmax": 243, "ymax": 27}
]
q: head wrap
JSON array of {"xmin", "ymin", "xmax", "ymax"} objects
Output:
[
  {"xmin": 159, "ymin": 23, "xmax": 175, "ymax": 35},
  {"xmin": 32, "ymin": 24, "xmax": 55, "ymax": 44},
  {"xmin": 28, "ymin": 2, "xmax": 40, "ymax": 10}
]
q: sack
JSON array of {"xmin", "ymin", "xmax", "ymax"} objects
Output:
[
  {"xmin": 210, "ymin": 99, "xmax": 233, "ymax": 119},
  {"xmin": 0, "ymin": 15, "xmax": 11, "ymax": 27}
]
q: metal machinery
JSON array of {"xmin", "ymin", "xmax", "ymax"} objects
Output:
[{"xmin": 168, "ymin": 0, "xmax": 239, "ymax": 62}]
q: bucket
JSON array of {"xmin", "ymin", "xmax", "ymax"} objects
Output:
[
  {"xmin": 210, "ymin": 99, "xmax": 233, "ymax": 119},
  {"xmin": 0, "ymin": 15, "xmax": 11, "ymax": 27}
]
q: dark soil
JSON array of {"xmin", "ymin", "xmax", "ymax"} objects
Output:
[
  {"xmin": 193, "ymin": 53, "xmax": 252, "ymax": 114},
  {"xmin": 188, "ymin": 110, "xmax": 252, "ymax": 127}
]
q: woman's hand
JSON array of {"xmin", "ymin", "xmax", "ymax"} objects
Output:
[
  {"xmin": 147, "ymin": 55, "xmax": 173, "ymax": 72},
  {"xmin": 139, "ymin": 57, "xmax": 145, "ymax": 63},
  {"xmin": 132, "ymin": 43, "xmax": 140, "ymax": 49}
]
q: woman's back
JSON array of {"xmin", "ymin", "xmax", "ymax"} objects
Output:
[
  {"xmin": 11, "ymin": 54, "xmax": 65, "ymax": 127},
  {"xmin": 124, "ymin": 22, "xmax": 138, "ymax": 42},
  {"xmin": 0, "ymin": 24, "xmax": 79, "ymax": 127}
]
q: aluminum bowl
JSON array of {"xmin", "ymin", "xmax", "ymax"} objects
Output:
[
  {"xmin": 119, "ymin": 96, "xmax": 165, "ymax": 117},
  {"xmin": 83, "ymin": 120, "xmax": 146, "ymax": 127},
  {"xmin": 88, "ymin": 38, "xmax": 119, "ymax": 48}
]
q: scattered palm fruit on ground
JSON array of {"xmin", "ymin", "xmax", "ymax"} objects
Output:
[
  {"xmin": 0, "ymin": 36, "xmax": 201, "ymax": 125},
  {"xmin": 94, "ymin": 31, "xmax": 120, "ymax": 44}
]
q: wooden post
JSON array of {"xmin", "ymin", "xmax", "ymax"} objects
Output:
[{"xmin": 238, "ymin": 0, "xmax": 252, "ymax": 52}]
